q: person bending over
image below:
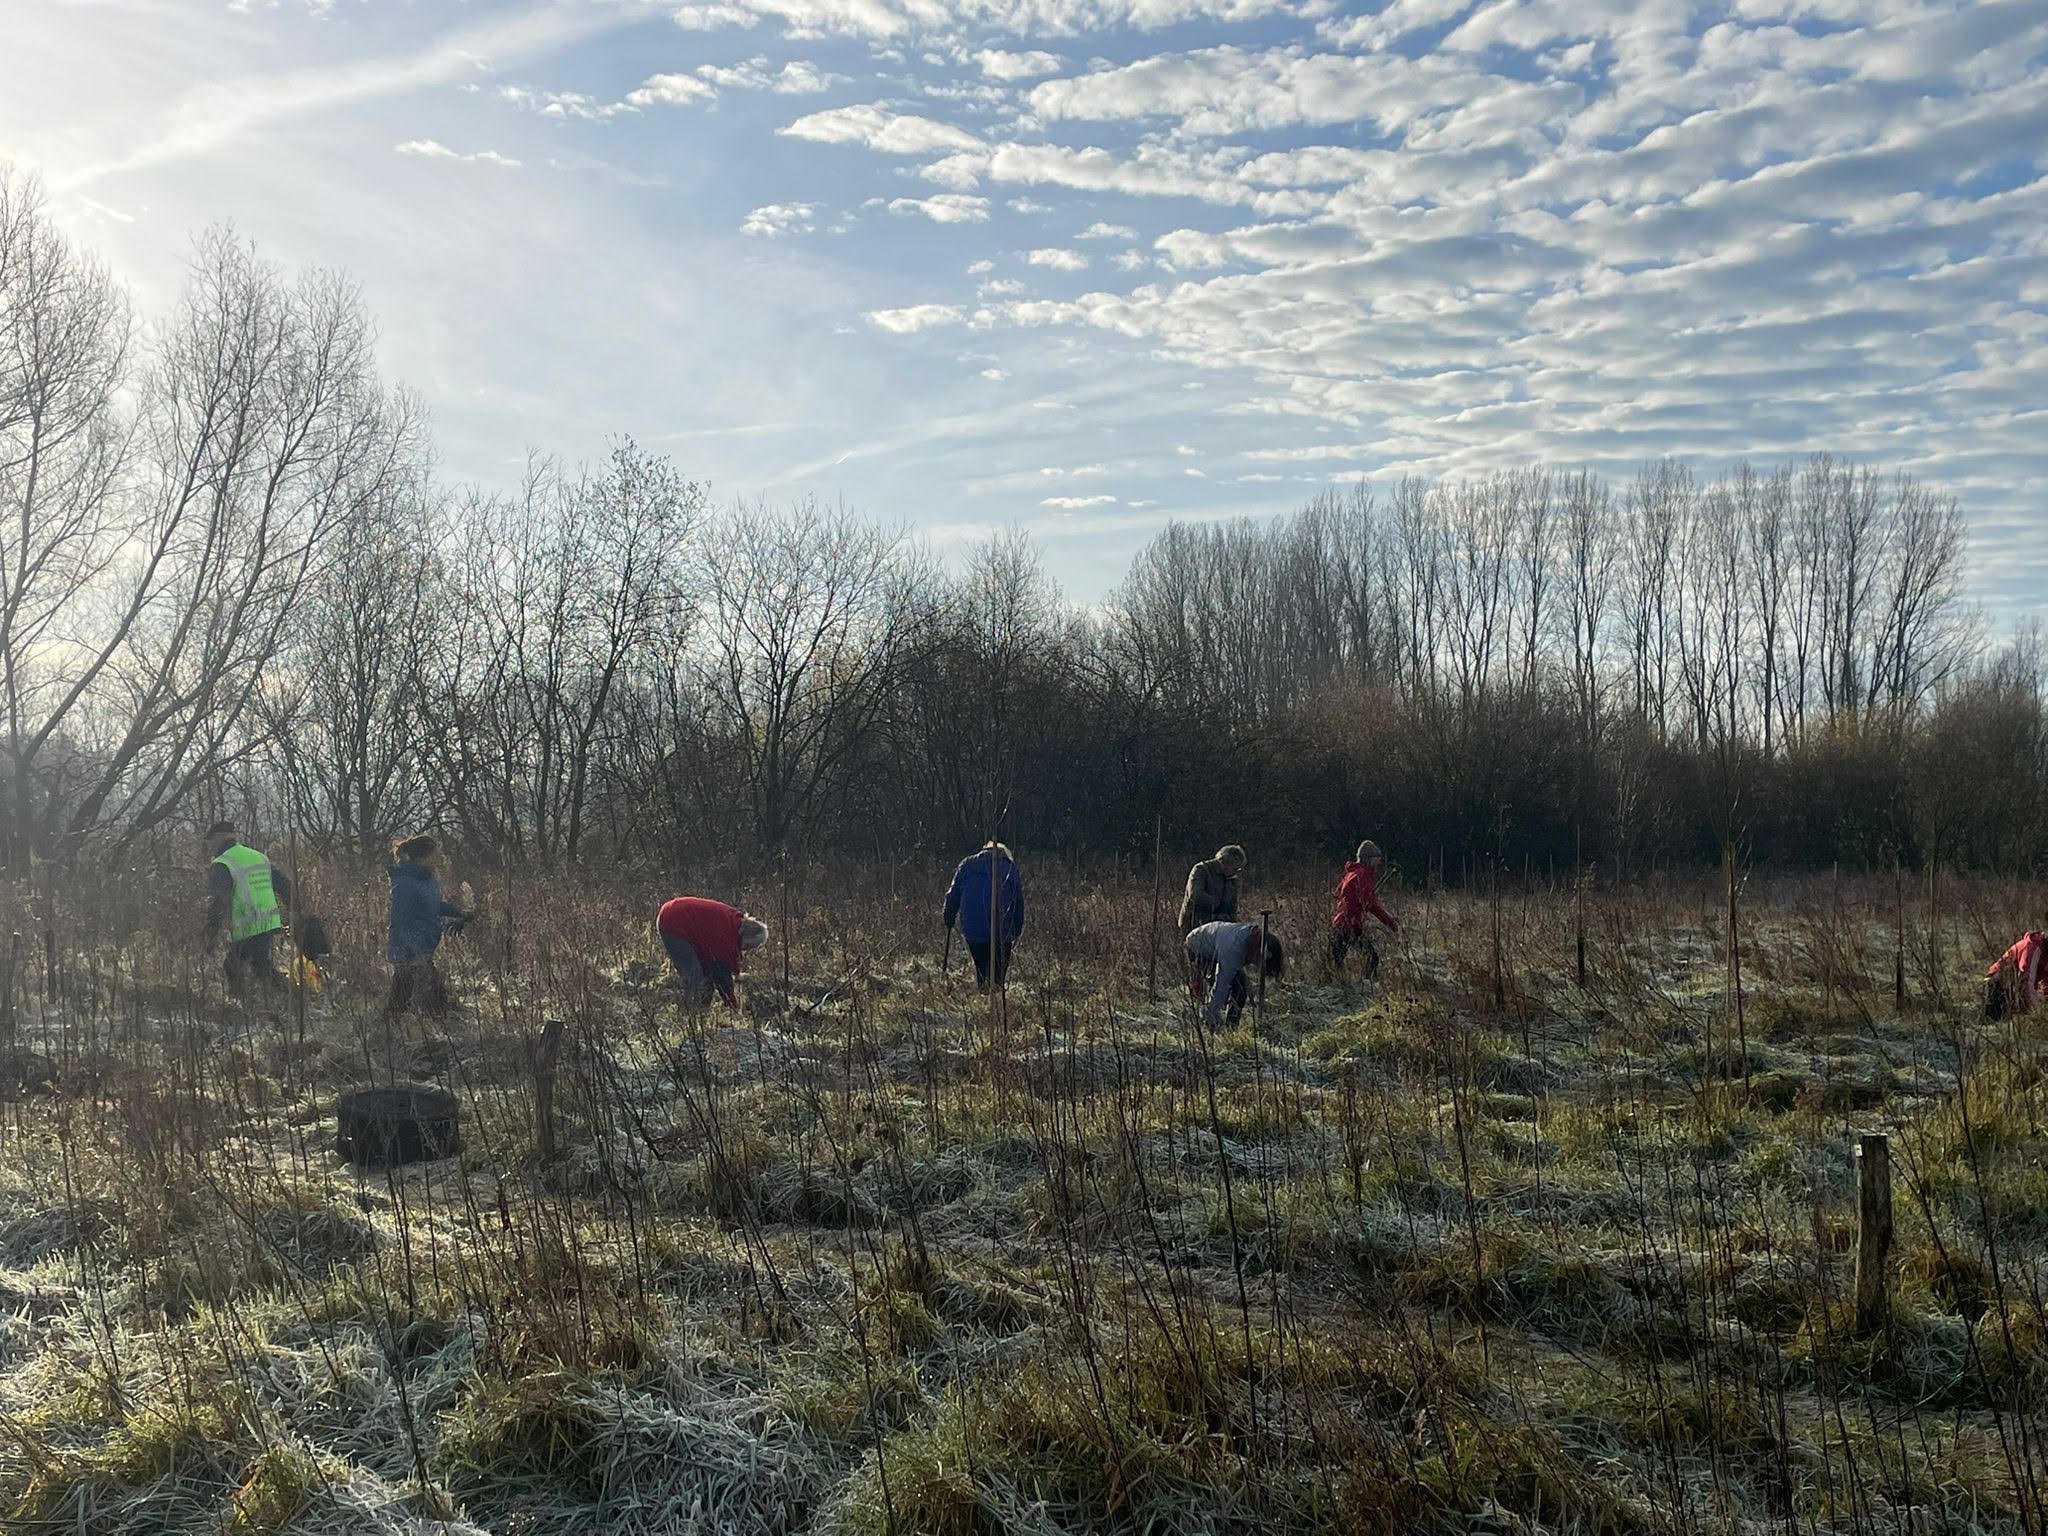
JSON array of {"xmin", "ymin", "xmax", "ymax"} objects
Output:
[
  {"xmin": 658, "ymin": 895, "xmax": 769, "ymax": 1010},
  {"xmin": 1987, "ymin": 928, "xmax": 2048, "ymax": 1017},
  {"xmin": 1185, "ymin": 918, "xmax": 1284, "ymax": 1028}
]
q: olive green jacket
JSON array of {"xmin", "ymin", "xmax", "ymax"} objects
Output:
[{"xmin": 1177, "ymin": 858, "xmax": 1239, "ymax": 934}]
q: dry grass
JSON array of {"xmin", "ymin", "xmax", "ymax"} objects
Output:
[{"xmin": 0, "ymin": 859, "xmax": 2044, "ymax": 1534}]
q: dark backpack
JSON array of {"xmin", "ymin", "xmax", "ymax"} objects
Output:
[
  {"xmin": 297, "ymin": 913, "xmax": 333, "ymax": 960},
  {"xmin": 1986, "ymin": 959, "xmax": 2021, "ymax": 1021}
]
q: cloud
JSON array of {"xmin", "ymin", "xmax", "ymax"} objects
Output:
[
  {"xmin": 780, "ymin": 103, "xmax": 983, "ymax": 154},
  {"xmin": 395, "ymin": 139, "xmax": 521, "ymax": 167},
  {"xmin": 672, "ymin": 3, "xmax": 760, "ymax": 28},
  {"xmin": 500, "ymin": 84, "xmax": 632, "ymax": 120},
  {"xmin": 888, "ymin": 193, "xmax": 991, "ymax": 222},
  {"xmin": 924, "ymin": 142, "xmax": 1271, "ymax": 210},
  {"xmin": 867, "ymin": 303, "xmax": 966, "ymax": 331},
  {"xmin": 1322, "ymin": 0, "xmax": 1478, "ymax": 51},
  {"xmin": 77, "ymin": 195, "xmax": 134, "ymax": 224},
  {"xmin": 626, "ymin": 72, "xmax": 718, "ymax": 107},
  {"xmin": 1027, "ymin": 44, "xmax": 1503, "ymax": 138},
  {"xmin": 696, "ymin": 57, "xmax": 841, "ymax": 92},
  {"xmin": 741, "ymin": 201, "xmax": 816, "ymax": 235},
  {"xmin": 976, "ymin": 48, "xmax": 1064, "ymax": 80},
  {"xmin": 54, "ymin": 0, "xmax": 649, "ymax": 189},
  {"xmin": 1042, "ymin": 494, "xmax": 1118, "ymax": 508},
  {"xmin": 36, "ymin": 0, "xmax": 2048, "ymax": 621},
  {"xmin": 650, "ymin": 0, "xmax": 1295, "ymax": 41}
]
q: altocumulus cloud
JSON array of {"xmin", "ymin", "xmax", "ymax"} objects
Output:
[
  {"xmin": 868, "ymin": 303, "xmax": 966, "ymax": 332},
  {"xmin": 742, "ymin": 202, "xmax": 817, "ymax": 236},
  {"xmin": 780, "ymin": 104, "xmax": 984, "ymax": 155},
  {"xmin": 394, "ymin": 139, "xmax": 520, "ymax": 167},
  {"xmin": 27, "ymin": 0, "xmax": 2047, "ymax": 616},
  {"xmin": 889, "ymin": 194, "xmax": 990, "ymax": 223}
]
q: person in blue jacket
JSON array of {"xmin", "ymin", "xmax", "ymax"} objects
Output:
[
  {"xmin": 941, "ymin": 840, "xmax": 1025, "ymax": 991},
  {"xmin": 385, "ymin": 834, "xmax": 472, "ymax": 1018}
]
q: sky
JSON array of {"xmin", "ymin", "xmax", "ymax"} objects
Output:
[{"xmin": 2, "ymin": 0, "xmax": 2046, "ymax": 617}]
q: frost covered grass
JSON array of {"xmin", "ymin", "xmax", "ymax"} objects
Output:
[{"xmin": 0, "ymin": 861, "xmax": 2045, "ymax": 1533}]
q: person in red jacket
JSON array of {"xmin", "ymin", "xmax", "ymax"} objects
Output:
[
  {"xmin": 1331, "ymin": 840, "xmax": 1399, "ymax": 976},
  {"xmin": 1987, "ymin": 930, "xmax": 2048, "ymax": 1017},
  {"xmin": 657, "ymin": 896, "xmax": 769, "ymax": 1010}
]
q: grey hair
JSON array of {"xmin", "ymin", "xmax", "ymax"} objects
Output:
[
  {"xmin": 738, "ymin": 917, "xmax": 770, "ymax": 951},
  {"xmin": 1216, "ymin": 844, "xmax": 1246, "ymax": 866},
  {"xmin": 1355, "ymin": 840, "xmax": 1383, "ymax": 864}
]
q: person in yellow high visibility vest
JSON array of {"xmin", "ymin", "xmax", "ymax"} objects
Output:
[{"xmin": 203, "ymin": 820, "xmax": 295, "ymax": 999}]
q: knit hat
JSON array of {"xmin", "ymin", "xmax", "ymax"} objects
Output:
[
  {"xmin": 202, "ymin": 820, "xmax": 238, "ymax": 847},
  {"xmin": 392, "ymin": 834, "xmax": 437, "ymax": 860},
  {"xmin": 738, "ymin": 917, "xmax": 770, "ymax": 951},
  {"xmin": 1355, "ymin": 840, "xmax": 1382, "ymax": 864}
]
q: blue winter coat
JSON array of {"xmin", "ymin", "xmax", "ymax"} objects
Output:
[
  {"xmin": 941, "ymin": 850, "xmax": 1024, "ymax": 944},
  {"xmin": 388, "ymin": 862, "xmax": 462, "ymax": 963}
]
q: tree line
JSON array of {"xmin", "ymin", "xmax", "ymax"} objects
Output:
[{"xmin": 5, "ymin": 170, "xmax": 2042, "ymax": 880}]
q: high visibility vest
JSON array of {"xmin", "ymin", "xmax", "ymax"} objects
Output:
[{"xmin": 214, "ymin": 843, "xmax": 283, "ymax": 942}]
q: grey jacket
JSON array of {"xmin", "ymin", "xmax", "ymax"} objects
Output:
[
  {"xmin": 1177, "ymin": 858, "xmax": 1239, "ymax": 933},
  {"xmin": 1184, "ymin": 920, "xmax": 1260, "ymax": 1024}
]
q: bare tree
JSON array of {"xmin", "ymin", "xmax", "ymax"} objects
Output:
[
  {"xmin": 1868, "ymin": 473, "xmax": 1973, "ymax": 719},
  {"xmin": 1556, "ymin": 468, "xmax": 1614, "ymax": 749},
  {"xmin": 705, "ymin": 498, "xmax": 919, "ymax": 851},
  {"xmin": 1620, "ymin": 460, "xmax": 1690, "ymax": 736},
  {"xmin": 0, "ymin": 171, "xmax": 133, "ymax": 867},
  {"xmin": 2, "ymin": 218, "xmax": 403, "ymax": 858},
  {"xmin": 262, "ymin": 434, "xmax": 437, "ymax": 855},
  {"xmin": 1745, "ymin": 464, "xmax": 1793, "ymax": 756}
]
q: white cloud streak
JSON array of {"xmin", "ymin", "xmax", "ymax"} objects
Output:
[
  {"xmin": 56, "ymin": 0, "xmax": 659, "ymax": 190},
  {"xmin": 395, "ymin": 139, "xmax": 522, "ymax": 167},
  {"xmin": 780, "ymin": 103, "xmax": 984, "ymax": 154}
]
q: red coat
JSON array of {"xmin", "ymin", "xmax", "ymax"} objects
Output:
[
  {"xmin": 1333, "ymin": 861, "xmax": 1398, "ymax": 935},
  {"xmin": 1990, "ymin": 931, "xmax": 2048, "ymax": 996},
  {"xmin": 659, "ymin": 897, "xmax": 746, "ymax": 978}
]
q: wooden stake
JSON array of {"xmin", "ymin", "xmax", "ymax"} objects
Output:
[
  {"xmin": 1892, "ymin": 856, "xmax": 1906, "ymax": 1011},
  {"xmin": 1854, "ymin": 1133, "xmax": 1893, "ymax": 1334},
  {"xmin": 1, "ymin": 931, "xmax": 17, "ymax": 1046},
  {"xmin": 1926, "ymin": 858, "xmax": 1940, "ymax": 1007},
  {"xmin": 1148, "ymin": 817, "xmax": 1163, "ymax": 1003},
  {"xmin": 534, "ymin": 1017, "xmax": 565, "ymax": 1164},
  {"xmin": 1726, "ymin": 840, "xmax": 1748, "ymax": 1096},
  {"xmin": 1256, "ymin": 908, "xmax": 1271, "ymax": 1022},
  {"xmin": 288, "ymin": 817, "xmax": 307, "ymax": 1060},
  {"xmin": 1489, "ymin": 858, "xmax": 1505, "ymax": 1015},
  {"xmin": 41, "ymin": 863, "xmax": 56, "ymax": 1004},
  {"xmin": 780, "ymin": 857, "xmax": 792, "ymax": 1007},
  {"xmin": 1573, "ymin": 825, "xmax": 1587, "ymax": 990}
]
